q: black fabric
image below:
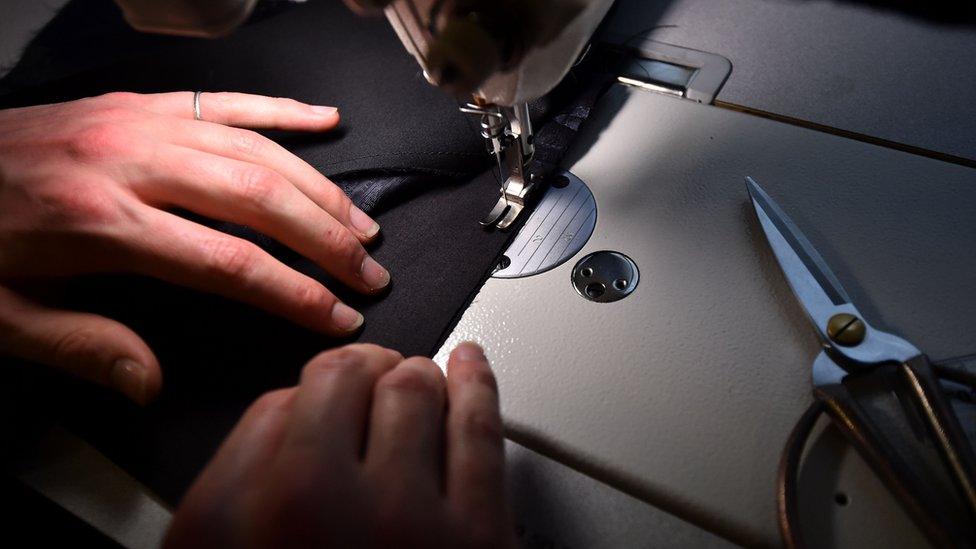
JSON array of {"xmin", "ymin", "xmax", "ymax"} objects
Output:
[
  {"xmin": 49, "ymin": 169, "xmax": 515, "ymax": 504},
  {"xmin": 0, "ymin": 0, "xmax": 606, "ymax": 505}
]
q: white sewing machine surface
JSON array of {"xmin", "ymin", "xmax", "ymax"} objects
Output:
[
  {"xmin": 434, "ymin": 1, "xmax": 976, "ymax": 546},
  {"xmin": 437, "ymin": 83, "xmax": 976, "ymax": 546}
]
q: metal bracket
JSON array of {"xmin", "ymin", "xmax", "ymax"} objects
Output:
[{"xmin": 604, "ymin": 40, "xmax": 732, "ymax": 104}]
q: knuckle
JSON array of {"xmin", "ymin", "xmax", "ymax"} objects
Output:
[
  {"xmin": 321, "ymin": 183, "xmax": 353, "ymax": 213},
  {"xmin": 453, "ymin": 364, "xmax": 498, "ymax": 393},
  {"xmin": 236, "ymin": 166, "xmax": 281, "ymax": 206},
  {"xmin": 301, "ymin": 347, "xmax": 367, "ymax": 381},
  {"xmin": 456, "ymin": 409, "xmax": 504, "ymax": 446},
  {"xmin": 51, "ymin": 326, "xmax": 104, "ymax": 369},
  {"xmin": 201, "ymin": 238, "xmax": 257, "ymax": 280},
  {"xmin": 275, "ymin": 96, "xmax": 304, "ymax": 111},
  {"xmin": 377, "ymin": 358, "xmax": 443, "ymax": 397},
  {"xmin": 93, "ymin": 105, "xmax": 136, "ymax": 123},
  {"xmin": 38, "ymin": 184, "xmax": 120, "ymax": 228},
  {"xmin": 98, "ymin": 91, "xmax": 141, "ymax": 106},
  {"xmin": 292, "ymin": 282, "xmax": 330, "ymax": 313},
  {"xmin": 350, "ymin": 343, "xmax": 392, "ymax": 356},
  {"xmin": 231, "ymin": 129, "xmax": 264, "ymax": 156},
  {"xmin": 248, "ymin": 388, "xmax": 295, "ymax": 417},
  {"xmin": 67, "ymin": 123, "xmax": 133, "ymax": 161},
  {"xmin": 323, "ymin": 224, "xmax": 364, "ymax": 267}
]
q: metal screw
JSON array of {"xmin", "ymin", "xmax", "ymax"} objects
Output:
[
  {"xmin": 585, "ymin": 282, "xmax": 606, "ymax": 299},
  {"xmin": 827, "ymin": 313, "xmax": 866, "ymax": 346},
  {"xmin": 551, "ymin": 174, "xmax": 570, "ymax": 188}
]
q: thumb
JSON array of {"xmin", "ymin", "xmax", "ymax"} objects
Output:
[{"xmin": 0, "ymin": 286, "xmax": 161, "ymax": 405}]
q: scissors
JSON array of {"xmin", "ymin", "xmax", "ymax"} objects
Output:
[{"xmin": 745, "ymin": 177, "xmax": 976, "ymax": 548}]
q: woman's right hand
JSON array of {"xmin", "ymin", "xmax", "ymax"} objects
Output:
[{"xmin": 0, "ymin": 91, "xmax": 390, "ymax": 404}]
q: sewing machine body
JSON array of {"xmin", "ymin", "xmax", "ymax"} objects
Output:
[{"xmin": 383, "ymin": 0, "xmax": 615, "ymax": 106}]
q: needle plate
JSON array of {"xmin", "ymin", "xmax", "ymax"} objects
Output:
[{"xmin": 493, "ymin": 171, "xmax": 597, "ymax": 279}]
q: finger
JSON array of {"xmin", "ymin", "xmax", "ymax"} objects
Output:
[
  {"xmin": 445, "ymin": 343, "xmax": 507, "ymax": 523},
  {"xmin": 342, "ymin": 0, "xmax": 394, "ymax": 15},
  {"xmin": 133, "ymin": 91, "xmax": 340, "ymax": 131},
  {"xmin": 0, "ymin": 285, "xmax": 160, "ymax": 405},
  {"xmin": 158, "ymin": 119, "xmax": 379, "ymax": 242},
  {"xmin": 282, "ymin": 344, "xmax": 403, "ymax": 464},
  {"xmin": 132, "ymin": 209, "xmax": 364, "ymax": 335},
  {"xmin": 133, "ymin": 146, "xmax": 389, "ymax": 294},
  {"xmin": 364, "ymin": 357, "xmax": 446, "ymax": 494},
  {"xmin": 166, "ymin": 388, "xmax": 296, "ymax": 548}
]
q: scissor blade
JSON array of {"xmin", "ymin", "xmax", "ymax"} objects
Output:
[{"xmin": 746, "ymin": 177, "xmax": 853, "ymax": 333}]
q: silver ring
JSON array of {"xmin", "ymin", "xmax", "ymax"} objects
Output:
[{"xmin": 193, "ymin": 91, "xmax": 202, "ymax": 121}]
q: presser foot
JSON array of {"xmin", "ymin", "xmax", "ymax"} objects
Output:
[
  {"xmin": 480, "ymin": 174, "xmax": 534, "ymax": 230},
  {"xmin": 461, "ymin": 101, "xmax": 535, "ymax": 231}
]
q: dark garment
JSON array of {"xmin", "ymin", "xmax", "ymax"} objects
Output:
[{"xmin": 1, "ymin": 0, "xmax": 605, "ymax": 504}]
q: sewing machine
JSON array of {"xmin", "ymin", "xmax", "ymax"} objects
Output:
[
  {"xmin": 12, "ymin": 1, "xmax": 976, "ymax": 547},
  {"xmin": 374, "ymin": 0, "xmax": 615, "ymax": 228},
  {"xmin": 376, "ymin": 1, "xmax": 976, "ymax": 545}
]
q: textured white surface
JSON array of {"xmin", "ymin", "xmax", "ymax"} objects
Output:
[
  {"xmin": 507, "ymin": 439, "xmax": 734, "ymax": 548},
  {"xmin": 437, "ymin": 87, "xmax": 976, "ymax": 546},
  {"xmin": 599, "ymin": 0, "xmax": 976, "ymax": 161}
]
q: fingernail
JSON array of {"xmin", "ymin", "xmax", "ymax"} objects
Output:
[
  {"xmin": 454, "ymin": 342, "xmax": 486, "ymax": 362},
  {"xmin": 349, "ymin": 205, "xmax": 380, "ymax": 239},
  {"xmin": 311, "ymin": 105, "xmax": 338, "ymax": 116},
  {"xmin": 360, "ymin": 256, "xmax": 390, "ymax": 290},
  {"xmin": 331, "ymin": 302, "xmax": 364, "ymax": 332},
  {"xmin": 110, "ymin": 358, "xmax": 149, "ymax": 405}
]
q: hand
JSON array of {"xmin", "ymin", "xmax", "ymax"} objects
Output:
[
  {"xmin": 0, "ymin": 92, "xmax": 390, "ymax": 404},
  {"xmin": 165, "ymin": 342, "xmax": 515, "ymax": 548}
]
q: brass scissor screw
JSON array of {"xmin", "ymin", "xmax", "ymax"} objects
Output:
[{"xmin": 827, "ymin": 313, "xmax": 866, "ymax": 346}]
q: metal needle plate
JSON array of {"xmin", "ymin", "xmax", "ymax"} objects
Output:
[
  {"xmin": 493, "ymin": 171, "xmax": 598, "ymax": 279},
  {"xmin": 571, "ymin": 251, "xmax": 640, "ymax": 303}
]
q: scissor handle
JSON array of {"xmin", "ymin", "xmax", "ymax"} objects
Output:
[
  {"xmin": 901, "ymin": 354, "xmax": 976, "ymax": 521},
  {"xmin": 814, "ymin": 379, "xmax": 974, "ymax": 547}
]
